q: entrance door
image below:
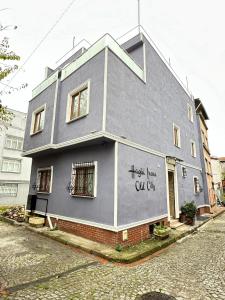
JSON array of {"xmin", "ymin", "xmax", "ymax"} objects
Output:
[{"xmin": 168, "ymin": 171, "xmax": 175, "ymax": 218}]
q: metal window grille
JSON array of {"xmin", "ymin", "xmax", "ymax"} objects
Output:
[{"xmin": 71, "ymin": 162, "xmax": 95, "ymax": 197}]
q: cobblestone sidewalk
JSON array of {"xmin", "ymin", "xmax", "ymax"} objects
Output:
[{"xmin": 1, "ymin": 213, "xmax": 225, "ymax": 299}]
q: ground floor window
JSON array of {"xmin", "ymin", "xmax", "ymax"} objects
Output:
[
  {"xmin": 193, "ymin": 176, "xmax": 200, "ymax": 193},
  {"xmin": 0, "ymin": 183, "xmax": 18, "ymax": 197},
  {"xmin": 37, "ymin": 167, "xmax": 53, "ymax": 193},
  {"xmin": 71, "ymin": 161, "xmax": 97, "ymax": 197}
]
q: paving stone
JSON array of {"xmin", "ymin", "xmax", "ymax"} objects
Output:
[{"xmin": 1, "ymin": 214, "xmax": 225, "ymax": 299}]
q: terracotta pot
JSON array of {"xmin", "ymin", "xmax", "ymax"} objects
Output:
[
  {"xmin": 186, "ymin": 217, "xmax": 195, "ymax": 226},
  {"xmin": 179, "ymin": 213, "xmax": 186, "ymax": 223}
]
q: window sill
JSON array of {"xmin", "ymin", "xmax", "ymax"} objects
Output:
[
  {"xmin": 71, "ymin": 194, "xmax": 96, "ymax": 199},
  {"xmin": 174, "ymin": 144, "xmax": 181, "ymax": 149},
  {"xmin": 37, "ymin": 191, "xmax": 51, "ymax": 195},
  {"xmin": 30, "ymin": 130, "xmax": 43, "ymax": 136},
  {"xmin": 1, "ymin": 171, "xmax": 21, "ymax": 174},
  {"xmin": 66, "ymin": 113, "xmax": 88, "ymax": 124}
]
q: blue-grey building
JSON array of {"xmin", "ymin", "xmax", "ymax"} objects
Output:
[{"xmin": 24, "ymin": 32, "xmax": 209, "ymax": 246}]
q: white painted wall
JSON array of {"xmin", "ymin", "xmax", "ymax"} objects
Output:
[{"xmin": 0, "ymin": 109, "xmax": 32, "ymax": 205}]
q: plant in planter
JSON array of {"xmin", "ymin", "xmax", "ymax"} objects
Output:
[
  {"xmin": 180, "ymin": 201, "xmax": 197, "ymax": 226},
  {"xmin": 153, "ymin": 224, "xmax": 170, "ymax": 240}
]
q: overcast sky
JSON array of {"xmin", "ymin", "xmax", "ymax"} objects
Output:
[{"xmin": 1, "ymin": 0, "xmax": 224, "ymax": 156}]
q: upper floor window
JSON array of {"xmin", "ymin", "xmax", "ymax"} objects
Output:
[
  {"xmin": 187, "ymin": 104, "xmax": 193, "ymax": 122},
  {"xmin": 5, "ymin": 135, "xmax": 23, "ymax": 150},
  {"xmin": 193, "ymin": 176, "xmax": 200, "ymax": 194},
  {"xmin": 66, "ymin": 81, "xmax": 90, "ymax": 123},
  {"xmin": 37, "ymin": 167, "xmax": 53, "ymax": 193},
  {"xmin": 191, "ymin": 140, "xmax": 196, "ymax": 157},
  {"xmin": 30, "ymin": 104, "xmax": 46, "ymax": 135},
  {"xmin": 0, "ymin": 183, "xmax": 18, "ymax": 197},
  {"xmin": 1, "ymin": 158, "xmax": 21, "ymax": 173},
  {"xmin": 71, "ymin": 161, "xmax": 97, "ymax": 198},
  {"xmin": 173, "ymin": 124, "xmax": 181, "ymax": 148}
]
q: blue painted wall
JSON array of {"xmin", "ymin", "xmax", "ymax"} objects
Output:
[{"xmin": 29, "ymin": 142, "xmax": 115, "ymax": 226}]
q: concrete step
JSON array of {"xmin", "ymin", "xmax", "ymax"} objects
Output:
[{"xmin": 170, "ymin": 219, "xmax": 184, "ymax": 229}]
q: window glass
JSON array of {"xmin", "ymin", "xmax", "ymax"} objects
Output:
[
  {"xmin": 37, "ymin": 168, "xmax": 52, "ymax": 193},
  {"xmin": 33, "ymin": 109, "xmax": 44, "ymax": 133},
  {"xmin": 5, "ymin": 135, "xmax": 23, "ymax": 150},
  {"xmin": 194, "ymin": 177, "xmax": 200, "ymax": 193},
  {"xmin": 1, "ymin": 159, "xmax": 21, "ymax": 173},
  {"xmin": 0, "ymin": 183, "xmax": 18, "ymax": 197},
  {"xmin": 173, "ymin": 125, "xmax": 180, "ymax": 147},
  {"xmin": 70, "ymin": 87, "xmax": 88, "ymax": 121}
]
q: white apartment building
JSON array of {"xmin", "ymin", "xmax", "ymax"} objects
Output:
[{"xmin": 0, "ymin": 108, "xmax": 32, "ymax": 205}]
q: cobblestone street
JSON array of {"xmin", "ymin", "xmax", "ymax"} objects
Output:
[{"xmin": 1, "ymin": 213, "xmax": 225, "ymax": 300}]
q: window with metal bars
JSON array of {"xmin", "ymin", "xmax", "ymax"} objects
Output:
[{"xmin": 71, "ymin": 162, "xmax": 96, "ymax": 197}]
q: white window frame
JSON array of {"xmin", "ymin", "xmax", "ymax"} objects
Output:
[
  {"xmin": 187, "ymin": 103, "xmax": 193, "ymax": 122},
  {"xmin": 0, "ymin": 183, "xmax": 18, "ymax": 197},
  {"xmin": 1, "ymin": 158, "xmax": 21, "ymax": 173},
  {"xmin": 5, "ymin": 135, "xmax": 23, "ymax": 151},
  {"xmin": 173, "ymin": 123, "xmax": 181, "ymax": 148},
  {"xmin": 70, "ymin": 161, "xmax": 97, "ymax": 198},
  {"xmin": 66, "ymin": 80, "xmax": 90, "ymax": 123},
  {"xmin": 30, "ymin": 104, "xmax": 46, "ymax": 135},
  {"xmin": 193, "ymin": 176, "xmax": 200, "ymax": 194},
  {"xmin": 36, "ymin": 166, "xmax": 53, "ymax": 194},
  {"xmin": 191, "ymin": 140, "xmax": 197, "ymax": 157}
]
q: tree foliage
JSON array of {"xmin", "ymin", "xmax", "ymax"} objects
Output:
[{"xmin": 0, "ymin": 28, "xmax": 20, "ymax": 124}]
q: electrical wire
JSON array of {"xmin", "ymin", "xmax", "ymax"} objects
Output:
[{"xmin": 3, "ymin": 0, "xmax": 78, "ymax": 89}]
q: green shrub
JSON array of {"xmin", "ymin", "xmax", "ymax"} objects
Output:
[{"xmin": 181, "ymin": 201, "xmax": 197, "ymax": 219}]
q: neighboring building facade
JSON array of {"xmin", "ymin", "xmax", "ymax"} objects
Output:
[
  {"xmin": 0, "ymin": 109, "xmax": 32, "ymax": 205},
  {"xmin": 195, "ymin": 99, "xmax": 216, "ymax": 211},
  {"xmin": 24, "ymin": 32, "xmax": 209, "ymax": 246},
  {"xmin": 219, "ymin": 157, "xmax": 225, "ymax": 194},
  {"xmin": 211, "ymin": 156, "xmax": 223, "ymax": 201}
]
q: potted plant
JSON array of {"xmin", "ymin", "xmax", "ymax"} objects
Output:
[
  {"xmin": 181, "ymin": 201, "xmax": 197, "ymax": 226},
  {"xmin": 153, "ymin": 224, "xmax": 170, "ymax": 240}
]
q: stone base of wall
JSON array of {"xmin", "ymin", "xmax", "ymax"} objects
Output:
[
  {"xmin": 46, "ymin": 217, "xmax": 168, "ymax": 247},
  {"xmin": 197, "ymin": 206, "xmax": 211, "ymax": 215}
]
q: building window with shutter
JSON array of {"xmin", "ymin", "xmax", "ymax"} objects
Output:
[
  {"xmin": 30, "ymin": 104, "xmax": 46, "ymax": 135},
  {"xmin": 36, "ymin": 167, "xmax": 53, "ymax": 193},
  {"xmin": 173, "ymin": 123, "xmax": 181, "ymax": 148},
  {"xmin": 66, "ymin": 81, "xmax": 90, "ymax": 123},
  {"xmin": 193, "ymin": 176, "xmax": 200, "ymax": 194},
  {"xmin": 71, "ymin": 161, "xmax": 97, "ymax": 198}
]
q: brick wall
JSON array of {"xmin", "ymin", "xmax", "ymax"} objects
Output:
[
  {"xmin": 46, "ymin": 216, "xmax": 168, "ymax": 247},
  {"xmin": 197, "ymin": 206, "xmax": 210, "ymax": 215}
]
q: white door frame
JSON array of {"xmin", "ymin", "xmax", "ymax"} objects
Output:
[{"xmin": 165, "ymin": 159, "xmax": 179, "ymax": 220}]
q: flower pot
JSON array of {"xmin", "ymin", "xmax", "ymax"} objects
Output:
[
  {"xmin": 186, "ymin": 217, "xmax": 195, "ymax": 226},
  {"xmin": 153, "ymin": 228, "xmax": 170, "ymax": 240},
  {"xmin": 179, "ymin": 213, "xmax": 186, "ymax": 223}
]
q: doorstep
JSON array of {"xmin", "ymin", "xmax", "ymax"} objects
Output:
[{"xmin": 1, "ymin": 211, "xmax": 224, "ymax": 264}]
